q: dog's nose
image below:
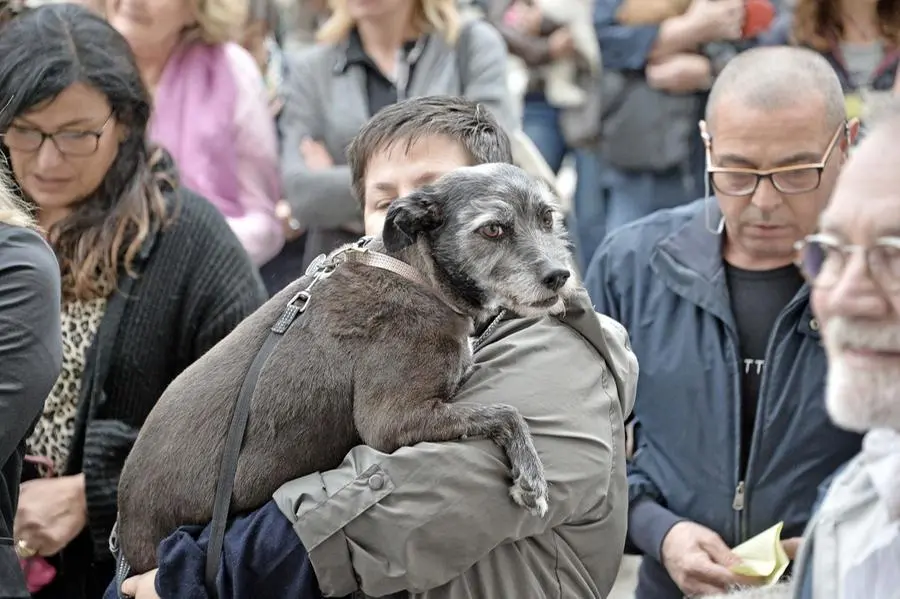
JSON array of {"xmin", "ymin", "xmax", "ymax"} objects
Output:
[{"xmin": 541, "ymin": 268, "xmax": 571, "ymax": 292}]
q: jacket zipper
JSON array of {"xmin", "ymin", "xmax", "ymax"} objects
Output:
[{"xmin": 735, "ymin": 293, "xmax": 808, "ymax": 543}]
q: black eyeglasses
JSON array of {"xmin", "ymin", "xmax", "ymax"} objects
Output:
[
  {"xmin": 703, "ymin": 122, "xmax": 846, "ymax": 196},
  {"xmin": 794, "ymin": 233, "xmax": 900, "ymax": 292},
  {"xmin": 2, "ymin": 113, "xmax": 113, "ymax": 157}
]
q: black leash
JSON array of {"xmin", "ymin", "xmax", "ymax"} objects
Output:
[{"xmin": 204, "ymin": 252, "xmax": 337, "ymax": 596}]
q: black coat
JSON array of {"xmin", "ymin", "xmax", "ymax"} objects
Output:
[
  {"xmin": 31, "ymin": 187, "xmax": 267, "ymax": 599},
  {"xmin": 0, "ymin": 225, "xmax": 62, "ymax": 598}
]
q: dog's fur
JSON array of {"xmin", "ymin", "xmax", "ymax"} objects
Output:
[
  {"xmin": 117, "ymin": 164, "xmax": 578, "ymax": 573},
  {"xmin": 507, "ymin": 0, "xmax": 601, "ymax": 109}
]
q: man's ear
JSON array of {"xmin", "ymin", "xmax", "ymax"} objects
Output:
[{"xmin": 381, "ymin": 188, "xmax": 444, "ymax": 253}]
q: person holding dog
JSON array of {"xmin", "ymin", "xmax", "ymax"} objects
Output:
[
  {"xmin": 584, "ymin": 46, "xmax": 864, "ymax": 599},
  {"xmin": 114, "ymin": 96, "xmax": 637, "ymax": 599}
]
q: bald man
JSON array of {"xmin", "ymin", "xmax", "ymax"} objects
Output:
[{"xmin": 585, "ymin": 46, "xmax": 864, "ymax": 598}]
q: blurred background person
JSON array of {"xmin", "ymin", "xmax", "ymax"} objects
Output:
[
  {"xmin": 790, "ymin": 0, "xmax": 900, "ymax": 140},
  {"xmin": 106, "ymin": 0, "xmax": 285, "ymax": 268},
  {"xmin": 0, "ymin": 5, "xmax": 266, "ymax": 597},
  {"xmin": 276, "ymin": 0, "xmax": 516, "ymax": 277},
  {"xmin": 591, "ymin": 0, "xmax": 783, "ymax": 245},
  {"xmin": 0, "ymin": 175, "xmax": 62, "ymax": 599}
]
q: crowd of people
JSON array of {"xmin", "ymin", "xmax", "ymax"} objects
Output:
[{"xmin": 0, "ymin": 0, "xmax": 899, "ymax": 598}]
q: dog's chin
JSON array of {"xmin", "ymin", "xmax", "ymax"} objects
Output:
[{"xmin": 507, "ymin": 294, "xmax": 566, "ymax": 317}]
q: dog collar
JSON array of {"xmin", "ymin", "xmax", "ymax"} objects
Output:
[{"xmin": 336, "ymin": 247, "xmax": 470, "ymax": 317}]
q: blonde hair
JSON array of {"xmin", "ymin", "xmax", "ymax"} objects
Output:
[
  {"xmin": 187, "ymin": 0, "xmax": 248, "ymax": 45},
  {"xmin": 316, "ymin": 0, "xmax": 460, "ymax": 45},
  {"xmin": 0, "ymin": 170, "xmax": 33, "ymax": 228}
]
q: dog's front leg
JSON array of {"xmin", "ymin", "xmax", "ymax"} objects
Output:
[{"xmin": 355, "ymin": 399, "xmax": 549, "ymax": 517}]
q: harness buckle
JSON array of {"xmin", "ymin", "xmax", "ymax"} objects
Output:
[{"xmin": 272, "ymin": 290, "xmax": 312, "ymax": 334}]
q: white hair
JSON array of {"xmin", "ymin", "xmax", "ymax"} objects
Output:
[{"xmin": 824, "ymin": 317, "xmax": 900, "ymax": 433}]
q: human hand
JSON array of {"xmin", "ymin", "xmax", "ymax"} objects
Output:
[
  {"xmin": 300, "ymin": 138, "xmax": 334, "ymax": 170},
  {"xmin": 781, "ymin": 536, "xmax": 802, "ymax": 561},
  {"xmin": 15, "ymin": 474, "xmax": 88, "ymax": 557},
  {"xmin": 661, "ymin": 521, "xmax": 762, "ymax": 596},
  {"xmin": 646, "ymin": 53, "xmax": 713, "ymax": 93},
  {"xmin": 121, "ymin": 569, "xmax": 160, "ymax": 599},
  {"xmin": 683, "ymin": 0, "xmax": 744, "ymax": 43},
  {"xmin": 548, "ymin": 27, "xmax": 576, "ymax": 60},
  {"xmin": 509, "ymin": 2, "xmax": 543, "ymax": 36},
  {"xmin": 275, "ymin": 199, "xmax": 304, "ymax": 240}
]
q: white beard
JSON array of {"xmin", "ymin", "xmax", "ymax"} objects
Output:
[{"xmin": 824, "ymin": 317, "xmax": 900, "ymax": 433}]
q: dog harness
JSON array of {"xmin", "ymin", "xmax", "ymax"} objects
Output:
[{"xmin": 202, "ymin": 239, "xmax": 463, "ymax": 597}]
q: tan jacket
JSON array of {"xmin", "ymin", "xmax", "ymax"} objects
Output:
[{"xmin": 272, "ymin": 289, "xmax": 637, "ymax": 598}]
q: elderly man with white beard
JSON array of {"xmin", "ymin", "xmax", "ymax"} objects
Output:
[{"xmin": 786, "ymin": 104, "xmax": 900, "ymax": 599}]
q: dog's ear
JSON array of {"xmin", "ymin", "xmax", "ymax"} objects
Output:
[{"xmin": 381, "ymin": 188, "xmax": 444, "ymax": 252}]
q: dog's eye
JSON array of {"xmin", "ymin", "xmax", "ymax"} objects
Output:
[
  {"xmin": 541, "ymin": 211, "xmax": 554, "ymax": 229},
  {"xmin": 479, "ymin": 224, "xmax": 505, "ymax": 239}
]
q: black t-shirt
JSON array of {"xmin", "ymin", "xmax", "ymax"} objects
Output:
[
  {"xmin": 725, "ymin": 263, "xmax": 804, "ymax": 477},
  {"xmin": 345, "ymin": 29, "xmax": 421, "ymax": 117}
]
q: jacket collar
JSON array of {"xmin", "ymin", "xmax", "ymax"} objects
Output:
[{"xmin": 650, "ymin": 200, "xmax": 819, "ymax": 339}]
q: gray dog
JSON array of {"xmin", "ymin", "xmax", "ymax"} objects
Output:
[{"xmin": 117, "ymin": 163, "xmax": 578, "ymax": 572}]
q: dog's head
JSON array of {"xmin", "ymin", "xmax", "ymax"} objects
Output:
[{"xmin": 382, "ymin": 163, "xmax": 577, "ymax": 316}]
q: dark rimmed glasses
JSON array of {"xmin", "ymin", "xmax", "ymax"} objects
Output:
[
  {"xmin": 2, "ymin": 113, "xmax": 113, "ymax": 157},
  {"xmin": 794, "ymin": 233, "xmax": 900, "ymax": 291},
  {"xmin": 704, "ymin": 122, "xmax": 846, "ymax": 196}
]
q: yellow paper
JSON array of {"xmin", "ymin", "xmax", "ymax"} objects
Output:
[{"xmin": 729, "ymin": 521, "xmax": 791, "ymax": 586}]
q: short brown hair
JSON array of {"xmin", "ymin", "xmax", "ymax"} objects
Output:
[
  {"xmin": 347, "ymin": 96, "xmax": 513, "ymax": 208},
  {"xmin": 793, "ymin": 0, "xmax": 900, "ymax": 51}
]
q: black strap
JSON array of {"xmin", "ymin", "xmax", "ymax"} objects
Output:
[{"xmin": 203, "ymin": 289, "xmax": 312, "ymax": 596}]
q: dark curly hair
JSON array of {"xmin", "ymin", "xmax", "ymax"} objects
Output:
[
  {"xmin": 0, "ymin": 3, "xmax": 175, "ymax": 301},
  {"xmin": 793, "ymin": 0, "xmax": 900, "ymax": 51}
]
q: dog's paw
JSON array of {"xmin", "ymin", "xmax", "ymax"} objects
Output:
[{"xmin": 509, "ymin": 474, "xmax": 549, "ymax": 518}]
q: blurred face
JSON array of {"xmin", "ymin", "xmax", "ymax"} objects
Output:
[
  {"xmin": 810, "ymin": 126, "xmax": 900, "ymax": 433},
  {"xmin": 106, "ymin": 0, "xmax": 194, "ymax": 58},
  {"xmin": 345, "ymin": 0, "xmax": 415, "ymax": 23},
  {"xmin": 362, "ymin": 135, "xmax": 472, "ymax": 236},
  {"xmin": 4, "ymin": 83, "xmax": 124, "ymax": 224},
  {"xmin": 706, "ymin": 95, "xmax": 856, "ymax": 270}
]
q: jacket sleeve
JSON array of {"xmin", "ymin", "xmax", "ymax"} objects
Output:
[
  {"xmin": 0, "ymin": 227, "xmax": 61, "ymax": 465},
  {"xmin": 152, "ymin": 501, "xmax": 322, "ymax": 599},
  {"xmin": 273, "ymin": 318, "xmax": 625, "ymax": 597},
  {"xmin": 458, "ymin": 20, "xmax": 519, "ymax": 133},
  {"xmin": 594, "ymin": 0, "xmax": 660, "ymax": 71},
  {"xmin": 280, "ymin": 50, "xmax": 360, "ymax": 229},
  {"xmin": 224, "ymin": 43, "xmax": 284, "ymax": 267},
  {"xmin": 584, "ymin": 239, "xmax": 682, "ymax": 561},
  {"xmin": 181, "ymin": 201, "xmax": 269, "ymax": 361}
]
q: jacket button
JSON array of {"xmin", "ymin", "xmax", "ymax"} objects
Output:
[
  {"xmin": 367, "ymin": 473, "xmax": 385, "ymax": 490},
  {"xmin": 810, "ymin": 318, "xmax": 819, "ymax": 331}
]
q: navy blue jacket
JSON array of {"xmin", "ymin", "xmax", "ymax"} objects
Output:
[
  {"xmin": 103, "ymin": 501, "xmax": 323, "ymax": 599},
  {"xmin": 584, "ymin": 200, "xmax": 862, "ymax": 598}
]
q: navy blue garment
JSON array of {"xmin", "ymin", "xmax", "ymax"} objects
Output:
[
  {"xmin": 103, "ymin": 501, "xmax": 324, "ymax": 599},
  {"xmin": 584, "ymin": 200, "xmax": 862, "ymax": 599}
]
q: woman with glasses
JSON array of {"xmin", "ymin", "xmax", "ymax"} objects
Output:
[
  {"xmin": 0, "ymin": 5, "xmax": 267, "ymax": 598},
  {"xmin": 0, "ymin": 173, "xmax": 62, "ymax": 598}
]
